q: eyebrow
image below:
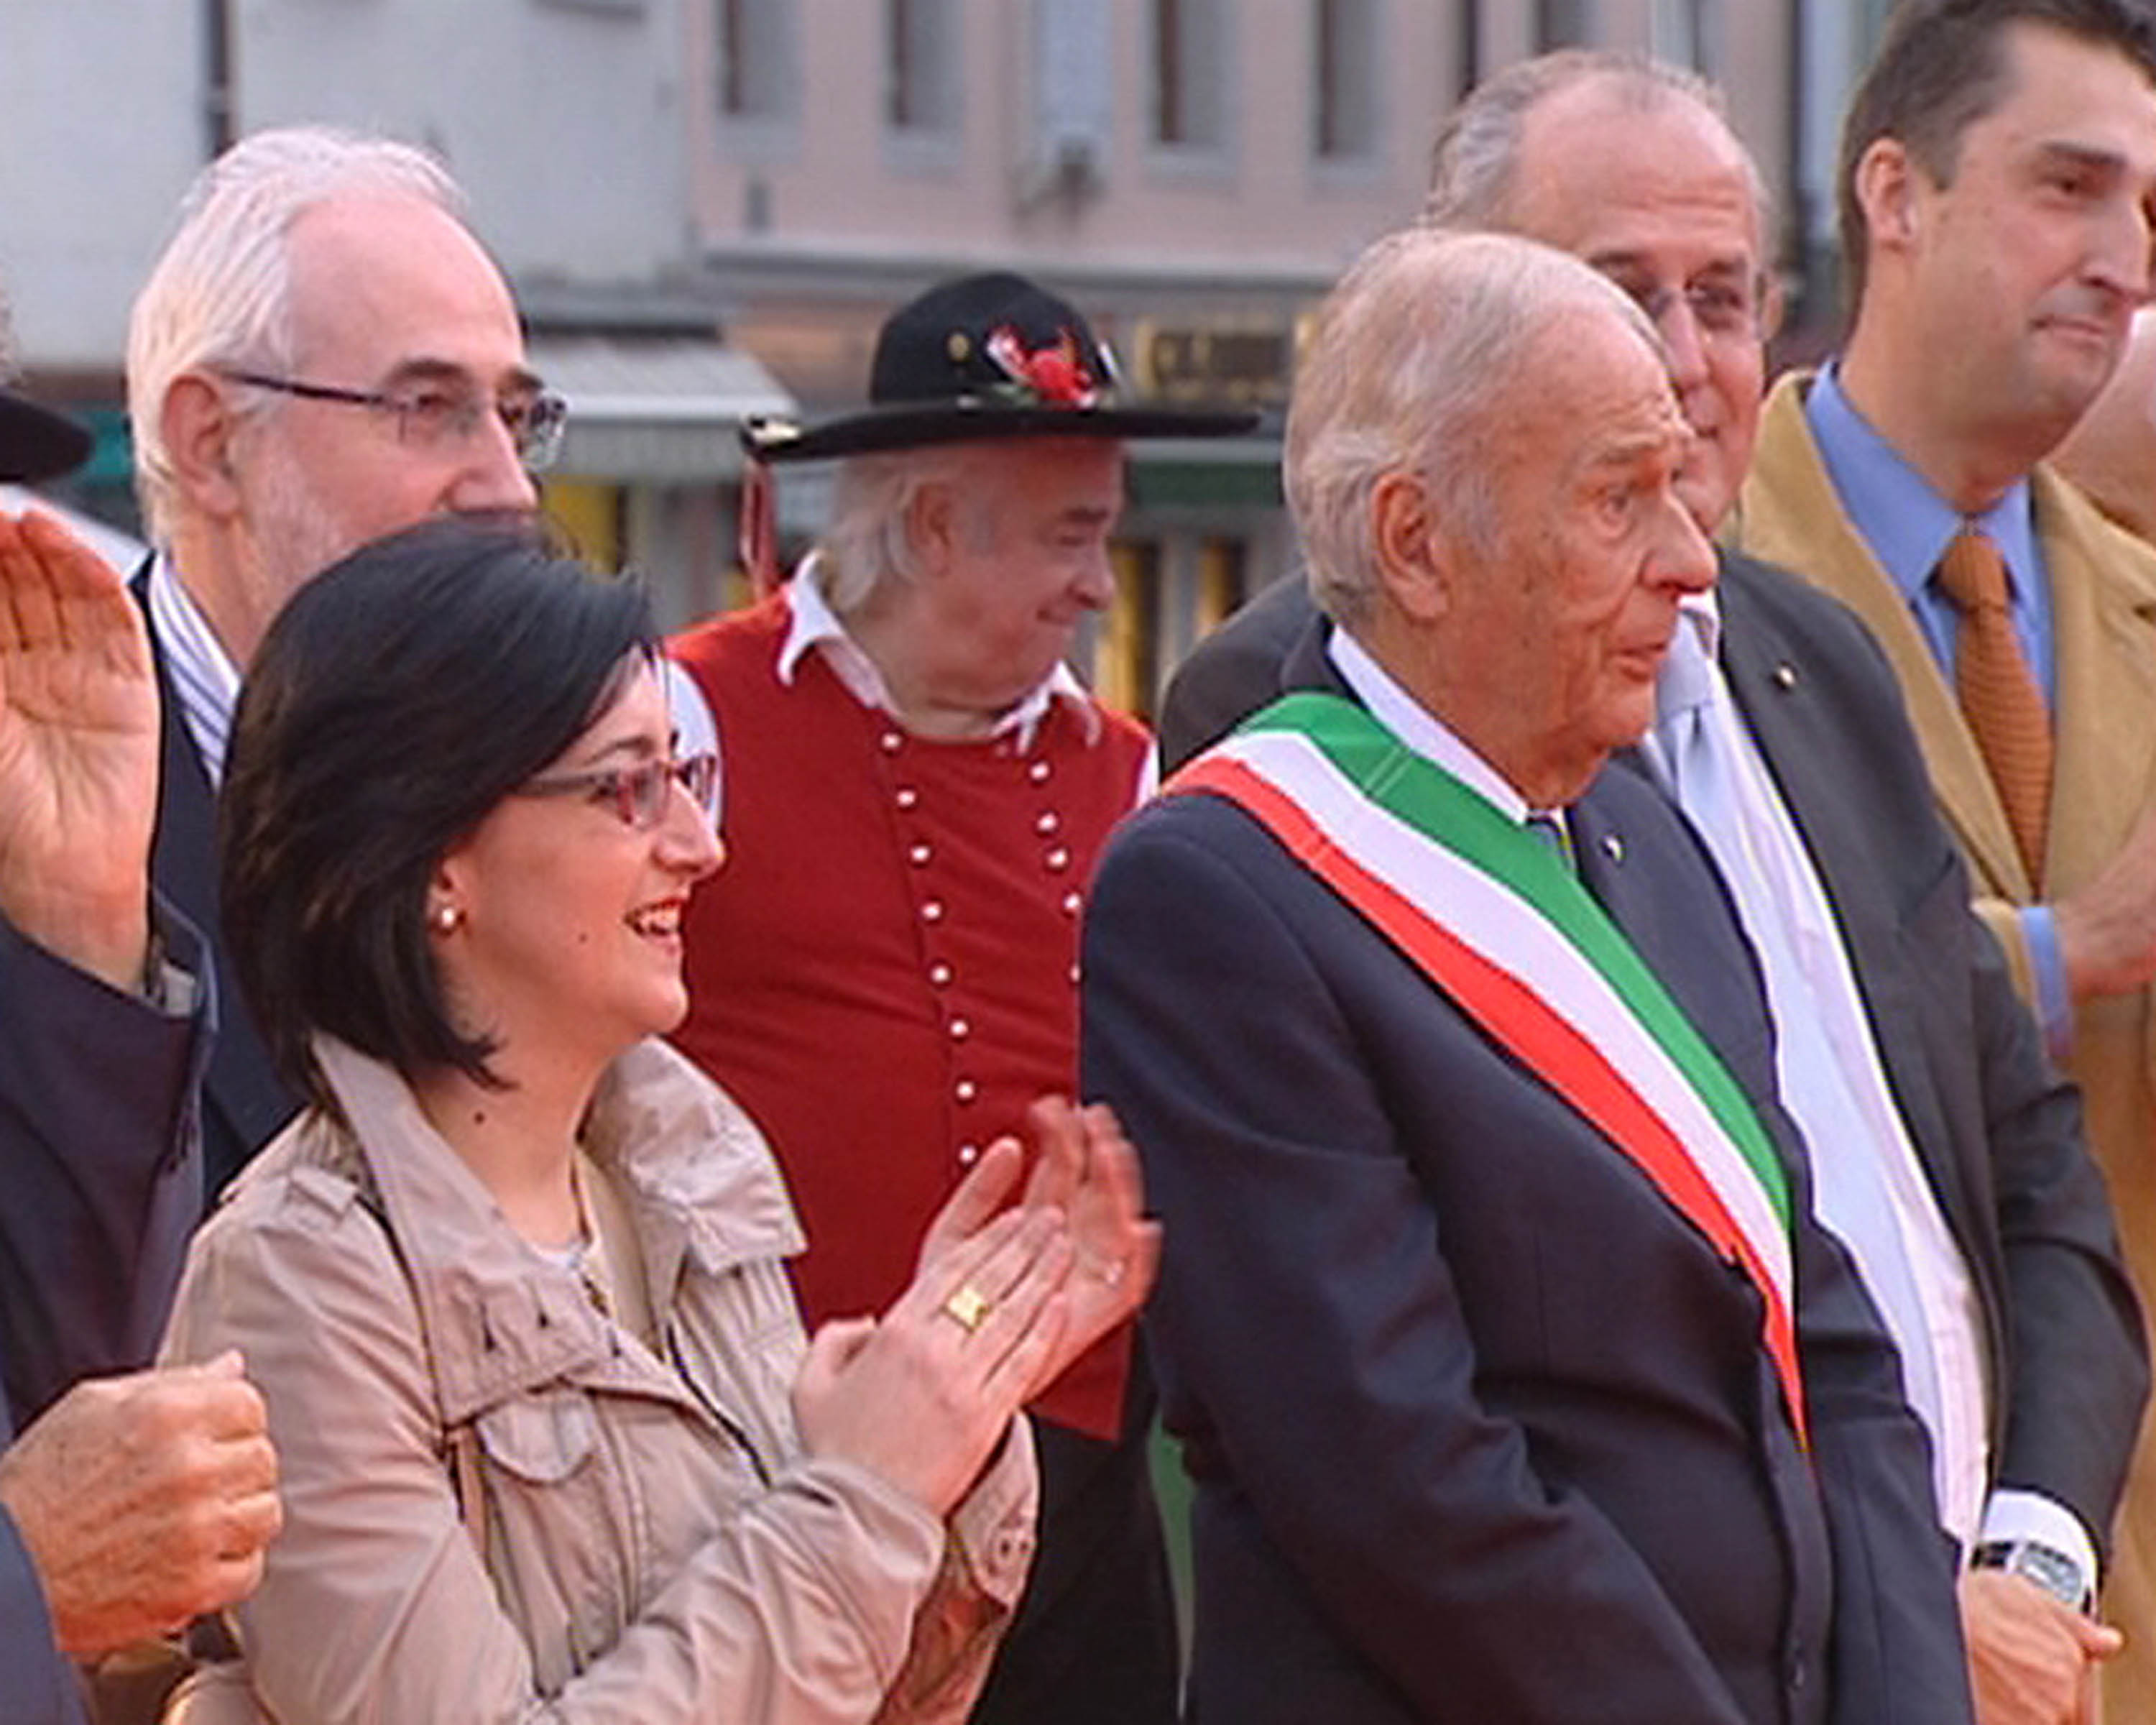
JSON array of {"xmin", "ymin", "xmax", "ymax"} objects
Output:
[
  {"xmin": 377, "ymin": 354, "xmax": 547, "ymax": 397},
  {"xmin": 2029, "ymin": 139, "xmax": 2130, "ymax": 182},
  {"xmin": 565, "ymin": 730, "xmax": 665, "ymax": 773},
  {"xmin": 1580, "ymin": 425, "xmax": 1688, "ymax": 475},
  {"xmin": 1585, "ymin": 247, "xmax": 1754, "ymax": 281}
]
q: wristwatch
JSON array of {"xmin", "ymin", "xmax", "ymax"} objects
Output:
[{"xmin": 1971, "ymin": 1539, "xmax": 2094, "ymax": 1614}]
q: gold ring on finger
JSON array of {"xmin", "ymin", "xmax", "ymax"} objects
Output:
[{"xmin": 942, "ymin": 1284, "xmax": 992, "ymax": 1335}]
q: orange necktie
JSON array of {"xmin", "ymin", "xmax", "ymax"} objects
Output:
[{"xmin": 1935, "ymin": 530, "xmax": 2052, "ymax": 885}]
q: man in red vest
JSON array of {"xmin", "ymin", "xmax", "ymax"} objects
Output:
[{"xmin": 668, "ymin": 271, "xmax": 1250, "ymax": 1724}]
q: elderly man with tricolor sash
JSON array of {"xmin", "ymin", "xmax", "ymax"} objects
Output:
[{"xmin": 1080, "ymin": 226, "xmax": 1973, "ymax": 1725}]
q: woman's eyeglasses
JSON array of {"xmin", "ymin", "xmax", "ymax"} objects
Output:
[{"xmin": 516, "ymin": 753, "xmax": 721, "ymax": 830}]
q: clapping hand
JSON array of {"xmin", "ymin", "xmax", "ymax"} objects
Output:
[
  {"xmin": 916, "ymin": 1095, "xmax": 1161, "ymax": 1401},
  {"xmin": 793, "ymin": 1206, "xmax": 1072, "ymax": 1517},
  {"xmin": 0, "ymin": 512, "xmax": 157, "ymax": 988}
]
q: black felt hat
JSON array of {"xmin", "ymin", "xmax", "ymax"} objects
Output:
[
  {"xmin": 0, "ymin": 387, "xmax": 91, "ymax": 483},
  {"xmin": 742, "ymin": 271, "xmax": 1256, "ymax": 462}
]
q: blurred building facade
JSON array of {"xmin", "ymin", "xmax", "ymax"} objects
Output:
[{"xmin": 0, "ymin": 0, "xmax": 1897, "ymax": 709}]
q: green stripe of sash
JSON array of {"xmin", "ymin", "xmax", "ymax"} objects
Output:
[{"xmin": 1243, "ymin": 691, "xmax": 1791, "ymax": 1230}]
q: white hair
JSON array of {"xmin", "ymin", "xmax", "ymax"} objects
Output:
[
  {"xmin": 817, "ymin": 443, "xmax": 1003, "ymax": 612},
  {"xmin": 126, "ymin": 126, "xmax": 465, "ymax": 542},
  {"xmin": 1286, "ymin": 227, "xmax": 1657, "ymax": 628}
]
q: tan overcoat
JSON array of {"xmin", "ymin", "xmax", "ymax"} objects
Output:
[{"xmin": 160, "ymin": 1036, "xmax": 1036, "ymax": 1724}]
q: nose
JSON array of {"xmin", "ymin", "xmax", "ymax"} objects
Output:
[
  {"xmin": 1074, "ymin": 544, "xmax": 1117, "ymax": 612},
  {"xmin": 449, "ymin": 406, "xmax": 541, "ymax": 512},
  {"xmin": 1654, "ymin": 487, "xmax": 1718, "ymax": 595},
  {"xmin": 1651, "ymin": 293, "xmax": 1713, "ymax": 394},
  {"xmin": 659, "ymin": 780, "xmax": 726, "ymax": 882},
  {"xmin": 2086, "ymin": 191, "xmax": 2155, "ymax": 302}
]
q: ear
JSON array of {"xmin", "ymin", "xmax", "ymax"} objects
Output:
[
  {"xmin": 1368, "ymin": 469, "xmax": 1450, "ymax": 625},
  {"xmin": 904, "ymin": 479, "xmax": 960, "ymax": 580},
  {"xmin": 160, "ymin": 374, "xmax": 247, "ymax": 520},
  {"xmin": 428, "ymin": 850, "xmax": 476, "ymax": 929},
  {"xmin": 1853, "ymin": 137, "xmax": 1922, "ymax": 253}
]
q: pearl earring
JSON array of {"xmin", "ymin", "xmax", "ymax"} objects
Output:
[{"xmin": 431, "ymin": 903, "xmax": 463, "ymax": 934}]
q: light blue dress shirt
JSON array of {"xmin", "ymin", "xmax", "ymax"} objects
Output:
[{"xmin": 1802, "ymin": 366, "xmax": 2073, "ymax": 1054}]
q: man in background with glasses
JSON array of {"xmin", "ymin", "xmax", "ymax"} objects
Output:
[{"xmin": 124, "ymin": 124, "xmax": 562, "ymax": 1197}]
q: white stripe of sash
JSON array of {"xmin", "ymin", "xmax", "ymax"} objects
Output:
[{"xmin": 1216, "ymin": 730, "xmax": 1793, "ymax": 1306}]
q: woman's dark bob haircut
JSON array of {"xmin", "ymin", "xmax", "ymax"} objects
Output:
[{"xmin": 219, "ymin": 514, "xmax": 655, "ymax": 1111}]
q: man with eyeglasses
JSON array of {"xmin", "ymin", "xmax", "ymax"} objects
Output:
[
  {"xmin": 1161, "ymin": 49, "xmax": 2144, "ymax": 1723},
  {"xmin": 125, "ymin": 124, "xmax": 561, "ymax": 1196}
]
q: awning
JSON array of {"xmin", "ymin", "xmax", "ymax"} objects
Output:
[{"xmin": 530, "ymin": 336, "xmax": 796, "ymax": 484}]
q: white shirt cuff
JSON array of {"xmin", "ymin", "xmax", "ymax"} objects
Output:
[{"xmin": 1978, "ymin": 1487, "xmax": 2099, "ymax": 1591}]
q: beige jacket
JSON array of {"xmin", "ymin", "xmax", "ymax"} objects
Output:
[{"xmin": 159, "ymin": 1036, "xmax": 1037, "ymax": 1725}]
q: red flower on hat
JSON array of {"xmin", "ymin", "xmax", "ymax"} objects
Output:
[{"xmin": 984, "ymin": 324, "xmax": 1100, "ymax": 408}]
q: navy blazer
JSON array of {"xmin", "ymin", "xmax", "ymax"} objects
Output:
[
  {"xmin": 1085, "ymin": 636, "xmax": 1970, "ymax": 1721},
  {"xmin": 134, "ymin": 564, "xmax": 296, "ymax": 1195},
  {"xmin": 0, "ymin": 906, "xmax": 211, "ymax": 1724},
  {"xmin": 1156, "ymin": 556, "xmax": 2147, "ymax": 1545}
]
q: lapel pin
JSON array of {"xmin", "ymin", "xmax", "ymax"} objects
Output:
[
  {"xmin": 1771, "ymin": 663, "xmax": 1799, "ymax": 690},
  {"xmin": 1600, "ymin": 834, "xmax": 1624, "ymax": 863}
]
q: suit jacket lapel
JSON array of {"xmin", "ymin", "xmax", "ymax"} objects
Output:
[
  {"xmin": 2033, "ymin": 468, "xmax": 2156, "ymax": 893},
  {"xmin": 132, "ymin": 560, "xmax": 297, "ymax": 1188},
  {"xmin": 132, "ymin": 561, "xmax": 221, "ymax": 943}
]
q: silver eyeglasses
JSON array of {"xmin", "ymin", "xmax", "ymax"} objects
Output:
[
  {"xmin": 1604, "ymin": 270, "xmax": 1777, "ymax": 344},
  {"xmin": 517, "ymin": 753, "xmax": 722, "ymax": 831},
  {"xmin": 223, "ymin": 369, "xmax": 569, "ymax": 472}
]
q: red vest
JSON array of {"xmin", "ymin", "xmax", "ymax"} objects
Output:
[{"xmin": 669, "ymin": 595, "xmax": 1150, "ymax": 1438}]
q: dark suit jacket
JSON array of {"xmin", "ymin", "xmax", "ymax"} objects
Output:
[
  {"xmin": 135, "ymin": 564, "xmax": 296, "ymax": 1195},
  {"xmin": 1084, "ymin": 635, "xmax": 1970, "ymax": 1723},
  {"xmin": 0, "ymin": 905, "xmax": 211, "ymax": 1724},
  {"xmin": 1156, "ymin": 557, "xmax": 2148, "ymax": 1547}
]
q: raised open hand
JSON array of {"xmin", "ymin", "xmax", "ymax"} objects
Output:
[{"xmin": 0, "ymin": 511, "xmax": 157, "ymax": 987}]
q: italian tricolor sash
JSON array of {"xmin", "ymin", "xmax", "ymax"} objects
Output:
[{"xmin": 1169, "ymin": 691, "xmax": 1806, "ymax": 1444}]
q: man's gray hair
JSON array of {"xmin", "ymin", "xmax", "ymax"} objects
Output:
[
  {"xmin": 1286, "ymin": 227, "xmax": 1656, "ymax": 629},
  {"xmin": 126, "ymin": 126, "xmax": 465, "ymax": 542},
  {"xmin": 818, "ymin": 443, "xmax": 1001, "ymax": 614},
  {"xmin": 1424, "ymin": 47, "xmax": 1774, "ymax": 241}
]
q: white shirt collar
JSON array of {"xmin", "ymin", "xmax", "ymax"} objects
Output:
[
  {"xmin": 776, "ymin": 551, "xmax": 1098, "ymax": 745},
  {"xmin": 1325, "ymin": 625, "xmax": 1530, "ymax": 822}
]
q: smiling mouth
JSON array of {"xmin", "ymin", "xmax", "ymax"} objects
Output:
[{"xmin": 626, "ymin": 901, "xmax": 684, "ymax": 938}]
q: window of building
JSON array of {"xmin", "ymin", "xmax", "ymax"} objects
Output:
[
  {"xmin": 716, "ymin": 0, "xmax": 793, "ymax": 123},
  {"xmin": 1029, "ymin": 0, "xmax": 1112, "ymax": 198},
  {"xmin": 1651, "ymin": 0, "xmax": 1717, "ymax": 72},
  {"xmin": 1455, "ymin": 1, "xmax": 1481, "ymax": 102},
  {"xmin": 1152, "ymin": 0, "xmax": 1227, "ymax": 152},
  {"xmin": 1536, "ymin": 0, "xmax": 1594, "ymax": 50},
  {"xmin": 886, "ymin": 0, "xmax": 959, "ymax": 136},
  {"xmin": 1314, "ymin": 0, "xmax": 1380, "ymax": 163}
]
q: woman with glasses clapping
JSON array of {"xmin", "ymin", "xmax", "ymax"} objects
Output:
[{"xmin": 158, "ymin": 515, "xmax": 1156, "ymax": 1724}]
